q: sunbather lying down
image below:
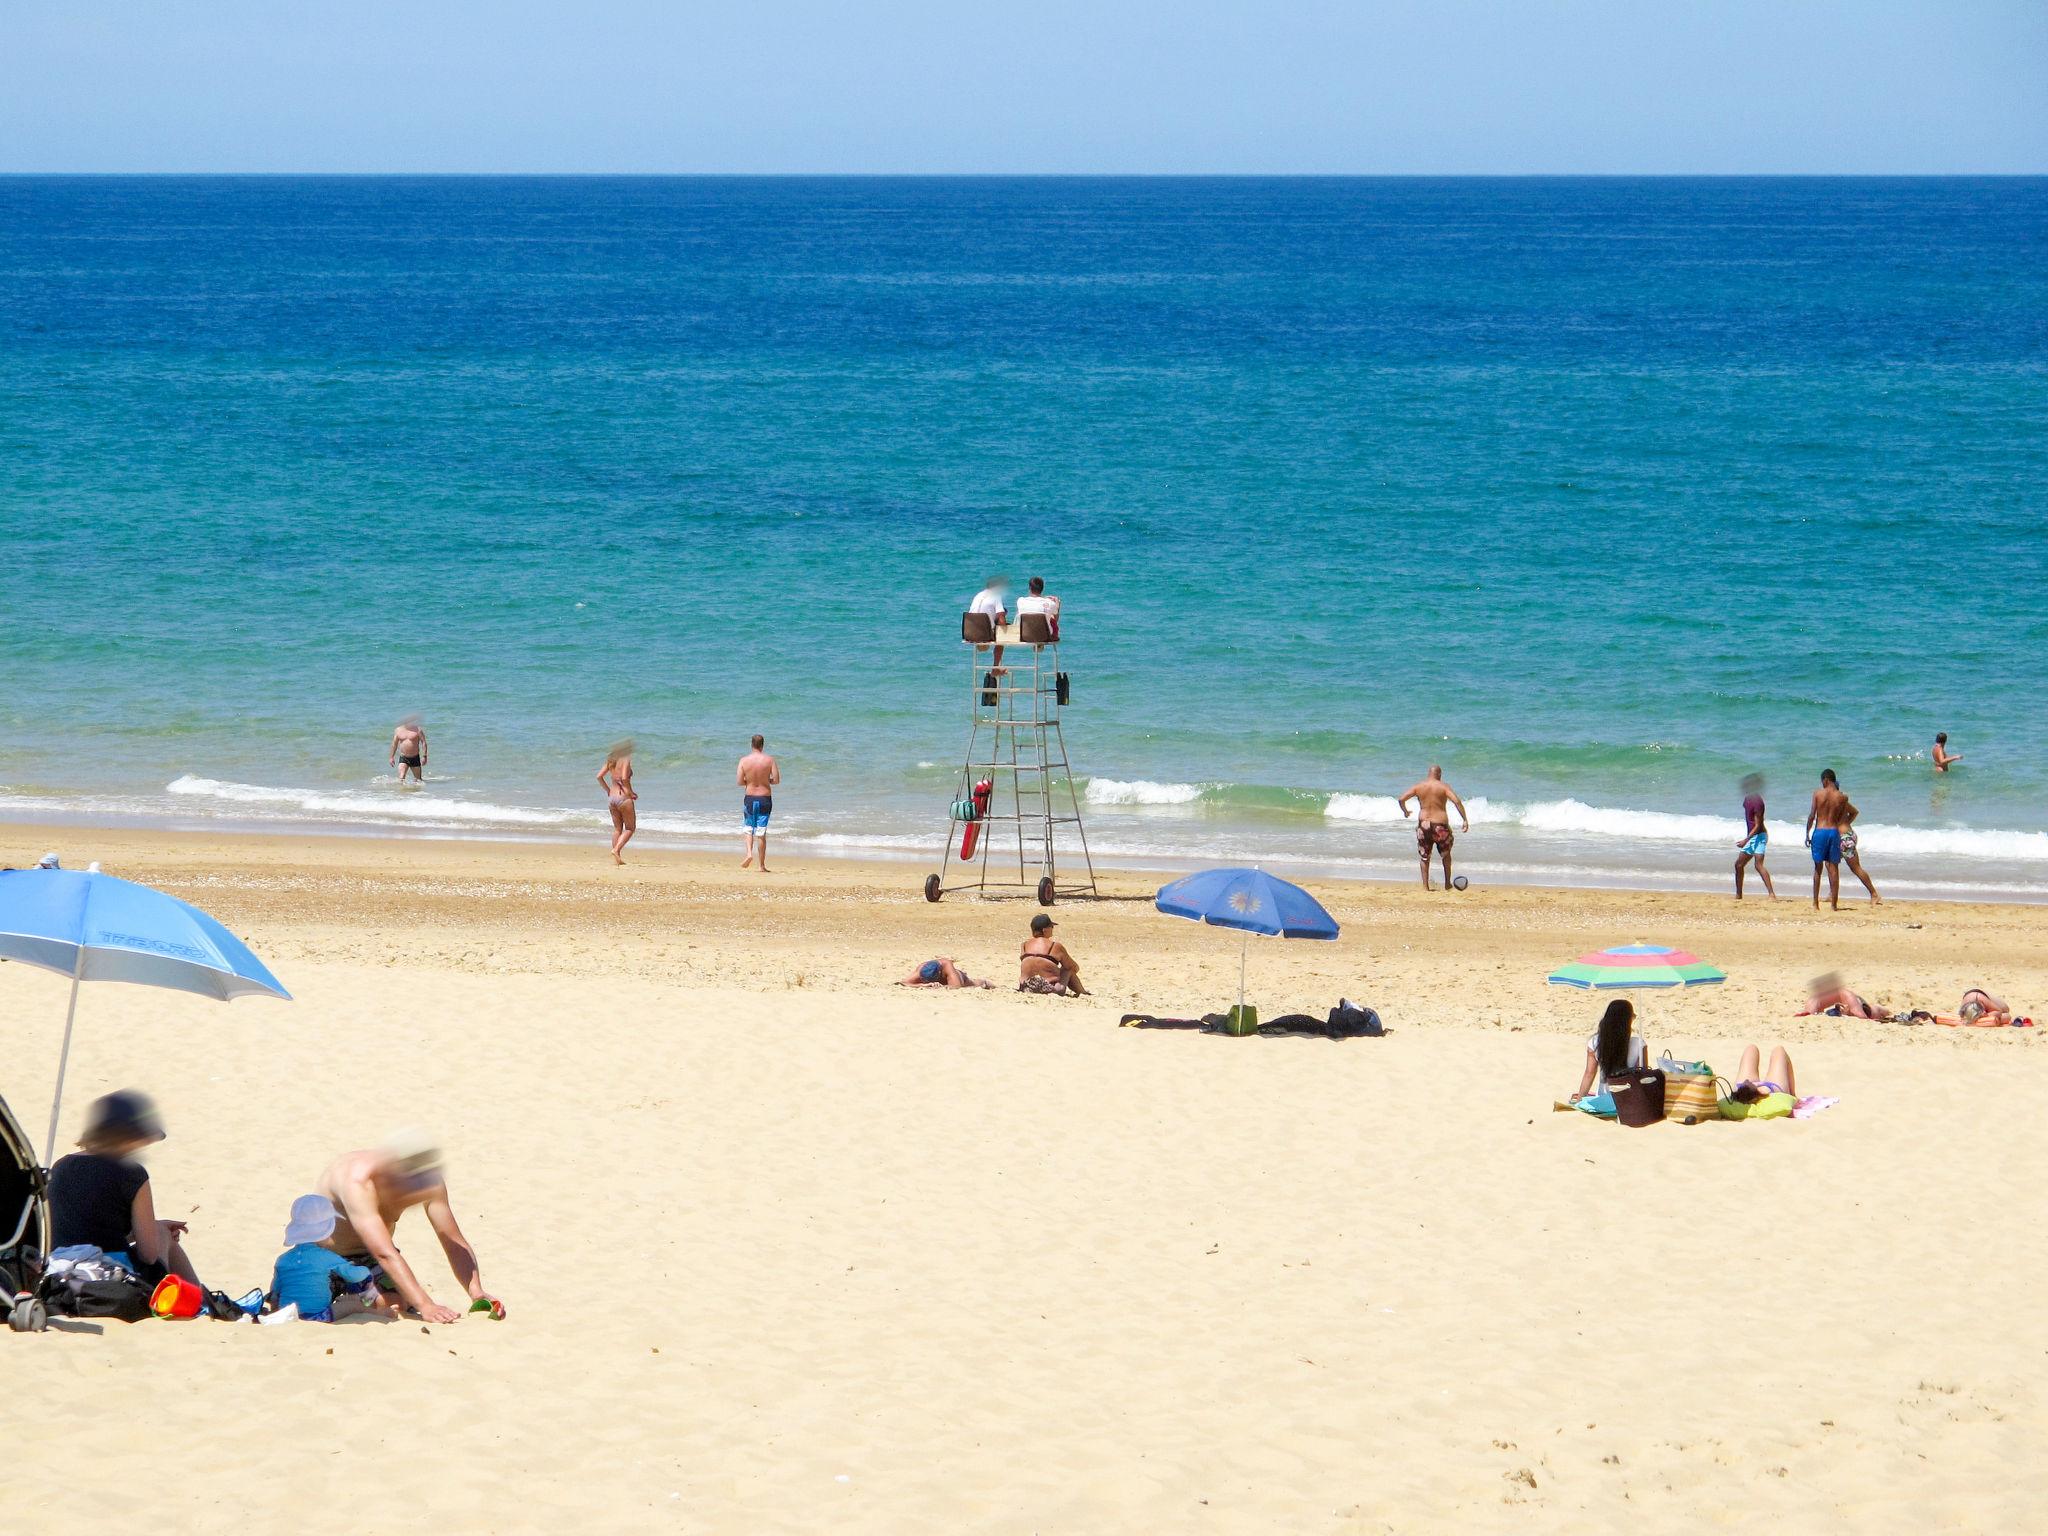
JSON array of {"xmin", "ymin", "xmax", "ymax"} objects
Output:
[
  {"xmin": 898, "ymin": 958, "xmax": 993, "ymax": 990},
  {"xmin": 1897, "ymin": 989, "xmax": 2031, "ymax": 1028},
  {"xmin": 1799, "ymin": 975, "xmax": 1892, "ymax": 1021}
]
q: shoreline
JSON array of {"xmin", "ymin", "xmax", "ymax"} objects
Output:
[
  {"xmin": 3, "ymin": 802, "xmax": 2043, "ymax": 907},
  {"xmin": 9, "ymin": 818, "xmax": 2045, "ymax": 1032}
]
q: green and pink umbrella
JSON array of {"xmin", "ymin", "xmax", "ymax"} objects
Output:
[{"xmin": 1547, "ymin": 943, "xmax": 1724, "ymax": 990}]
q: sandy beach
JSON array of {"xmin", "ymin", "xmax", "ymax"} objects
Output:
[{"xmin": 4, "ymin": 822, "xmax": 2046, "ymax": 1533}]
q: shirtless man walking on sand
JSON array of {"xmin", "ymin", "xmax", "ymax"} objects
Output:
[
  {"xmin": 1805, "ymin": 768, "xmax": 1850, "ymax": 911},
  {"xmin": 313, "ymin": 1131, "xmax": 498, "ymax": 1325},
  {"xmin": 389, "ymin": 717, "xmax": 428, "ymax": 785},
  {"xmin": 738, "ymin": 734, "xmax": 781, "ymax": 872},
  {"xmin": 1399, "ymin": 765, "xmax": 1470, "ymax": 892}
]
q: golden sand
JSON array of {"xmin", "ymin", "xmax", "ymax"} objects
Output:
[{"xmin": 3, "ymin": 824, "xmax": 2044, "ymax": 1532}]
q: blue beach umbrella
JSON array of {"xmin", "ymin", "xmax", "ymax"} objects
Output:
[
  {"xmin": 1155, "ymin": 867, "xmax": 1340, "ymax": 1015},
  {"xmin": 0, "ymin": 864, "xmax": 290, "ymax": 1161}
]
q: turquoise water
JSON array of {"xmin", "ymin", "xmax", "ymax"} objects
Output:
[{"xmin": 2, "ymin": 177, "xmax": 2045, "ymax": 895}]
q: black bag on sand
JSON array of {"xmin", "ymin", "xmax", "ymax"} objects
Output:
[
  {"xmin": 57, "ymin": 1274, "xmax": 153, "ymax": 1322},
  {"xmin": 1326, "ymin": 1003, "xmax": 1384, "ymax": 1037},
  {"xmin": 1611, "ymin": 1069, "xmax": 1666, "ymax": 1128}
]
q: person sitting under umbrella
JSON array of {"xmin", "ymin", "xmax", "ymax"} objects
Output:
[
  {"xmin": 48, "ymin": 1089, "xmax": 203, "ymax": 1289},
  {"xmin": 1019, "ymin": 914, "xmax": 1088, "ymax": 996},
  {"xmin": 1568, "ymin": 1000, "xmax": 1650, "ymax": 1105}
]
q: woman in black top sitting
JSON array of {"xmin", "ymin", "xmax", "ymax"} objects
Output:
[{"xmin": 48, "ymin": 1089, "xmax": 200, "ymax": 1287}]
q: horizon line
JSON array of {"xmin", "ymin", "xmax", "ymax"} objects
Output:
[{"xmin": 4, "ymin": 170, "xmax": 2045, "ymax": 180}]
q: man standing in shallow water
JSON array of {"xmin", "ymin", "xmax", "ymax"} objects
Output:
[
  {"xmin": 1399, "ymin": 765, "xmax": 1470, "ymax": 892},
  {"xmin": 1806, "ymin": 768, "xmax": 1849, "ymax": 911},
  {"xmin": 738, "ymin": 733, "xmax": 780, "ymax": 873},
  {"xmin": 389, "ymin": 717, "xmax": 428, "ymax": 785}
]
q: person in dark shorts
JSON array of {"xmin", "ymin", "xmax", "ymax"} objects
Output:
[
  {"xmin": 389, "ymin": 717, "xmax": 428, "ymax": 785},
  {"xmin": 737, "ymin": 733, "xmax": 781, "ymax": 873},
  {"xmin": 48, "ymin": 1089, "xmax": 202, "ymax": 1287}
]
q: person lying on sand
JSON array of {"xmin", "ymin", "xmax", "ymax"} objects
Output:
[
  {"xmin": 1798, "ymin": 974, "xmax": 1892, "ymax": 1021},
  {"xmin": 898, "ymin": 958, "xmax": 993, "ymax": 989},
  {"xmin": 1728, "ymin": 1043, "xmax": 1798, "ymax": 1100},
  {"xmin": 1019, "ymin": 913, "xmax": 1087, "ymax": 996},
  {"xmin": 313, "ymin": 1130, "xmax": 498, "ymax": 1325},
  {"xmin": 1897, "ymin": 989, "xmax": 2028, "ymax": 1028},
  {"xmin": 1569, "ymin": 999, "xmax": 1648, "ymax": 1103}
]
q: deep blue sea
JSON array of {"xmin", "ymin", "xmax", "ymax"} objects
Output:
[{"xmin": 2, "ymin": 177, "xmax": 2044, "ymax": 896}]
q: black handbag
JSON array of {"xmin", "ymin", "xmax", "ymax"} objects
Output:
[{"xmin": 1610, "ymin": 1068, "xmax": 1666, "ymax": 1128}]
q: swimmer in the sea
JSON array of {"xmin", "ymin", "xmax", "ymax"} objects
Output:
[{"xmin": 390, "ymin": 717, "xmax": 428, "ymax": 785}]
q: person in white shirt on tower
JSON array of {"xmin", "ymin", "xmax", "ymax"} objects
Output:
[
  {"xmin": 1015, "ymin": 575, "xmax": 1060, "ymax": 641},
  {"xmin": 968, "ymin": 576, "xmax": 1009, "ymax": 666}
]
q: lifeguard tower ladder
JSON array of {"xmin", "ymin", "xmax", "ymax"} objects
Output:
[{"xmin": 923, "ymin": 611, "xmax": 1097, "ymax": 906}]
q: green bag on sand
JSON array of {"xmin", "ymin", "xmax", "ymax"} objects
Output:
[{"xmin": 1221, "ymin": 1004, "xmax": 1259, "ymax": 1037}]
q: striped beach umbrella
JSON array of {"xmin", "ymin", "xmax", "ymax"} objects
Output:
[{"xmin": 1546, "ymin": 943, "xmax": 1724, "ymax": 990}]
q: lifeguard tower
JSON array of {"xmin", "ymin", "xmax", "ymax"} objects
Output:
[{"xmin": 923, "ymin": 610, "xmax": 1097, "ymax": 906}]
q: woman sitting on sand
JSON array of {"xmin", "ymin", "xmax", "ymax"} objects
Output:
[
  {"xmin": 1018, "ymin": 914, "xmax": 1087, "ymax": 997},
  {"xmin": 48, "ymin": 1090, "xmax": 203, "ymax": 1288},
  {"xmin": 597, "ymin": 740, "xmax": 637, "ymax": 866},
  {"xmin": 1568, "ymin": 999, "xmax": 1648, "ymax": 1103},
  {"xmin": 897, "ymin": 958, "xmax": 993, "ymax": 990}
]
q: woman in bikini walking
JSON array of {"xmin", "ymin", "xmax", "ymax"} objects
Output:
[{"xmin": 597, "ymin": 740, "xmax": 638, "ymax": 865}]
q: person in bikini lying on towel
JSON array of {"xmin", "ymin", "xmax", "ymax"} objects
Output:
[{"xmin": 1799, "ymin": 973, "xmax": 1893, "ymax": 1021}]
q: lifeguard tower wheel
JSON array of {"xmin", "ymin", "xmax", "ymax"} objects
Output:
[
  {"xmin": 1036, "ymin": 876, "xmax": 1055, "ymax": 907},
  {"xmin": 924, "ymin": 874, "xmax": 943, "ymax": 903}
]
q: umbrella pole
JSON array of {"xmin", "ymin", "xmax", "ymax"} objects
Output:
[
  {"xmin": 1239, "ymin": 931, "xmax": 1248, "ymax": 1015},
  {"xmin": 44, "ymin": 958, "xmax": 84, "ymax": 1166}
]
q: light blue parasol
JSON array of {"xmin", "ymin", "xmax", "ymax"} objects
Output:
[{"xmin": 0, "ymin": 864, "xmax": 290, "ymax": 1161}]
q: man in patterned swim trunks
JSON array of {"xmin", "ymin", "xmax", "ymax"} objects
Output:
[{"xmin": 1399, "ymin": 765, "xmax": 1471, "ymax": 892}]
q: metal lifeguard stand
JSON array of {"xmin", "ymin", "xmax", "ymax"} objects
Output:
[{"xmin": 923, "ymin": 611, "xmax": 1097, "ymax": 906}]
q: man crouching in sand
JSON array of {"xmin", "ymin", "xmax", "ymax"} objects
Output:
[{"xmin": 315, "ymin": 1130, "xmax": 499, "ymax": 1324}]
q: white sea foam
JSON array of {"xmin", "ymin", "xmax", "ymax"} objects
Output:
[
  {"xmin": 167, "ymin": 775, "xmax": 584, "ymax": 827},
  {"xmin": 1083, "ymin": 778, "xmax": 1207, "ymax": 806}
]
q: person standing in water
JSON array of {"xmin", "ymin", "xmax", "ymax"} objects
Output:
[
  {"xmin": 1398, "ymin": 765, "xmax": 1470, "ymax": 892},
  {"xmin": 598, "ymin": 740, "xmax": 637, "ymax": 865},
  {"xmin": 738, "ymin": 733, "xmax": 780, "ymax": 872},
  {"xmin": 1734, "ymin": 774, "xmax": 1776, "ymax": 899},
  {"xmin": 1805, "ymin": 768, "xmax": 1849, "ymax": 911},
  {"xmin": 1838, "ymin": 779, "xmax": 1883, "ymax": 906},
  {"xmin": 1932, "ymin": 732, "xmax": 1962, "ymax": 772},
  {"xmin": 389, "ymin": 717, "xmax": 428, "ymax": 785}
]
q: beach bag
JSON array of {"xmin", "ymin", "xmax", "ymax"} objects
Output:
[
  {"xmin": 950, "ymin": 797, "xmax": 981, "ymax": 823},
  {"xmin": 1327, "ymin": 1001, "xmax": 1384, "ymax": 1037},
  {"xmin": 46, "ymin": 1258, "xmax": 153, "ymax": 1322},
  {"xmin": 1610, "ymin": 1068, "xmax": 1666, "ymax": 1127},
  {"xmin": 1656, "ymin": 1053, "xmax": 1721, "ymax": 1124}
]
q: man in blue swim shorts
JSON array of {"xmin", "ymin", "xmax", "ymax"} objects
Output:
[
  {"xmin": 737, "ymin": 733, "xmax": 781, "ymax": 873},
  {"xmin": 1805, "ymin": 768, "xmax": 1848, "ymax": 911}
]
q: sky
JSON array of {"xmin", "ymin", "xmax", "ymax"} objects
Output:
[{"xmin": 3, "ymin": 1, "xmax": 2043, "ymax": 174}]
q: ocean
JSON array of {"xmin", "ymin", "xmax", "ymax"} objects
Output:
[{"xmin": 2, "ymin": 176, "xmax": 2044, "ymax": 898}]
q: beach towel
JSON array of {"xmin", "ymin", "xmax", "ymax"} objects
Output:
[{"xmin": 1791, "ymin": 1095, "xmax": 1840, "ymax": 1119}]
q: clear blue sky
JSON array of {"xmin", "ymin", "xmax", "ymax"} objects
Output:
[{"xmin": 5, "ymin": 1, "xmax": 2043, "ymax": 173}]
